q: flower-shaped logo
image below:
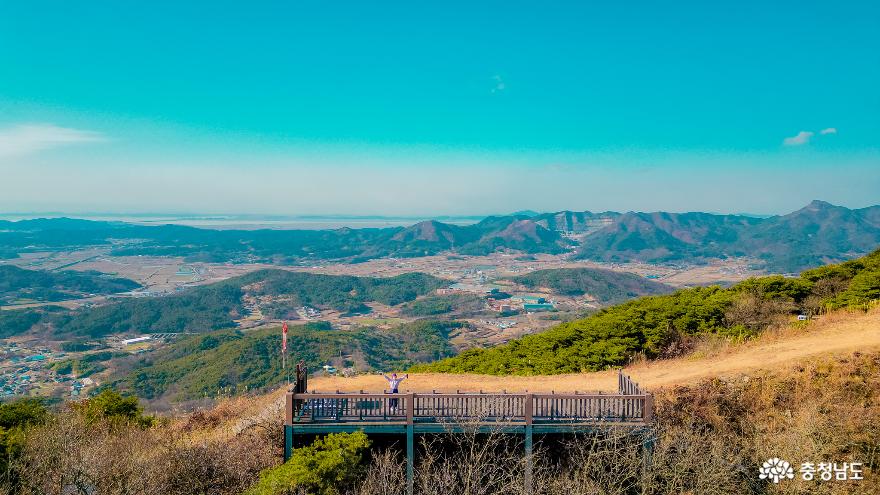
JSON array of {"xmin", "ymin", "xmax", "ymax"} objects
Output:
[{"xmin": 759, "ymin": 458, "xmax": 794, "ymax": 483}]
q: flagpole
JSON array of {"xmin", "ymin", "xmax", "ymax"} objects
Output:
[{"xmin": 282, "ymin": 321, "xmax": 290, "ymax": 385}]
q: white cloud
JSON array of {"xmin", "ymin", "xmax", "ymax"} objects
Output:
[
  {"xmin": 820, "ymin": 127, "xmax": 837, "ymax": 135},
  {"xmin": 490, "ymin": 75, "xmax": 506, "ymax": 94},
  {"xmin": 783, "ymin": 130, "xmax": 814, "ymax": 146},
  {"xmin": 0, "ymin": 124, "xmax": 107, "ymax": 158}
]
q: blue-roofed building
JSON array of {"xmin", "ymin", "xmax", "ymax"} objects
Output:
[{"xmin": 523, "ymin": 303, "xmax": 555, "ymax": 312}]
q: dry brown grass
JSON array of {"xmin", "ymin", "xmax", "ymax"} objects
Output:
[
  {"xmin": 654, "ymin": 350, "xmax": 880, "ymax": 494},
  {"xmin": 14, "ymin": 408, "xmax": 279, "ymax": 495},
  {"xmin": 628, "ymin": 305, "xmax": 880, "ymax": 390}
]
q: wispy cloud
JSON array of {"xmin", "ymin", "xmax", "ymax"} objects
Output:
[
  {"xmin": 0, "ymin": 124, "xmax": 107, "ymax": 158},
  {"xmin": 782, "ymin": 127, "xmax": 839, "ymax": 146},
  {"xmin": 783, "ymin": 130, "xmax": 814, "ymax": 146},
  {"xmin": 490, "ymin": 75, "xmax": 506, "ymax": 94}
]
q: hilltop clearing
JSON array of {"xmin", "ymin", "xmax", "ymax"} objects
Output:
[{"xmin": 309, "ymin": 306, "xmax": 880, "ymax": 393}]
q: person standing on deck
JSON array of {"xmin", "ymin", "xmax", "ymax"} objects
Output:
[{"xmin": 383, "ymin": 372, "xmax": 408, "ymax": 409}]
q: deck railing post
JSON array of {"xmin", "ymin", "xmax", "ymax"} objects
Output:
[{"xmin": 643, "ymin": 393, "xmax": 654, "ymax": 423}]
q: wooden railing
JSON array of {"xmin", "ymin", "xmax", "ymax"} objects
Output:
[
  {"xmin": 283, "ymin": 370, "xmax": 653, "ymax": 427},
  {"xmin": 617, "ymin": 369, "xmax": 645, "ymax": 395},
  {"xmin": 287, "ymin": 391, "xmax": 652, "ymax": 425}
]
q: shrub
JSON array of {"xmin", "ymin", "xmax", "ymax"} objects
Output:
[
  {"xmin": 76, "ymin": 389, "xmax": 154, "ymax": 427},
  {"xmin": 0, "ymin": 399, "xmax": 48, "ymax": 487},
  {"xmin": 731, "ymin": 275, "xmax": 814, "ymax": 302},
  {"xmin": 827, "ymin": 270, "xmax": 880, "ymax": 309},
  {"xmin": 245, "ymin": 432, "xmax": 371, "ymax": 495}
]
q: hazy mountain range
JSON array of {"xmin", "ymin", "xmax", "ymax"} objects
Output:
[{"xmin": 2, "ymin": 200, "xmax": 879, "ymax": 272}]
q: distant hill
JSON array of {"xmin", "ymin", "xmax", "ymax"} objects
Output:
[
  {"xmin": 0, "ymin": 306, "xmax": 65, "ymax": 338},
  {"xmin": 29, "ymin": 270, "xmax": 445, "ymax": 338},
  {"xmin": 2, "ymin": 201, "xmax": 879, "ymax": 272},
  {"xmin": 383, "ymin": 216, "xmax": 574, "ymax": 256},
  {"xmin": 414, "ymin": 248, "xmax": 880, "ymax": 375},
  {"xmin": 399, "ymin": 293, "xmax": 487, "ymax": 317},
  {"xmin": 386, "ymin": 220, "xmax": 480, "ymax": 255},
  {"xmin": 0, "ymin": 265, "xmax": 140, "ymax": 305},
  {"xmin": 574, "ymin": 212, "xmax": 761, "ymax": 264},
  {"xmin": 113, "ymin": 320, "xmax": 466, "ymax": 403},
  {"xmin": 573, "ymin": 201, "xmax": 880, "ymax": 272},
  {"xmin": 510, "ymin": 267, "xmax": 672, "ymax": 304},
  {"xmin": 0, "ymin": 215, "xmax": 571, "ymax": 262},
  {"xmin": 736, "ymin": 200, "xmax": 880, "ymax": 271}
]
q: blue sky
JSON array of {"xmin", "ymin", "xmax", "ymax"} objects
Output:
[{"xmin": 0, "ymin": 0, "xmax": 878, "ymax": 216}]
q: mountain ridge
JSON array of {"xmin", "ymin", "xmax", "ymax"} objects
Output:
[{"xmin": 2, "ymin": 201, "xmax": 878, "ymax": 272}]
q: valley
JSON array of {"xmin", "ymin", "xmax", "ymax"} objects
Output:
[
  {"xmin": 0, "ymin": 248, "xmax": 760, "ymax": 313},
  {"xmin": 1, "ymin": 202, "xmax": 878, "ymax": 404}
]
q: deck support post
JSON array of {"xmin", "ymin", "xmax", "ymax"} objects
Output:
[
  {"xmin": 524, "ymin": 424, "xmax": 533, "ymax": 495},
  {"xmin": 406, "ymin": 393, "xmax": 415, "ymax": 495},
  {"xmin": 284, "ymin": 425, "xmax": 293, "ymax": 462},
  {"xmin": 524, "ymin": 393, "xmax": 534, "ymax": 495},
  {"xmin": 641, "ymin": 429, "xmax": 655, "ymax": 495},
  {"xmin": 406, "ymin": 424, "xmax": 414, "ymax": 495},
  {"xmin": 284, "ymin": 391, "xmax": 295, "ymax": 462}
]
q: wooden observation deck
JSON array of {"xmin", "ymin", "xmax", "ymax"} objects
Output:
[{"xmin": 283, "ymin": 363, "xmax": 654, "ymax": 494}]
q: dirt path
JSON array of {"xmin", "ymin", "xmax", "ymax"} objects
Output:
[
  {"xmin": 309, "ymin": 308, "xmax": 880, "ymax": 393},
  {"xmin": 628, "ymin": 307, "xmax": 880, "ymax": 389}
]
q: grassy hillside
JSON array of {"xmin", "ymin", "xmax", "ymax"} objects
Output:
[
  {"xmin": 52, "ymin": 284, "xmax": 246, "ymax": 338},
  {"xmin": 238, "ymin": 270, "xmax": 445, "ymax": 313},
  {"xmin": 0, "ymin": 265, "xmax": 140, "ymax": 305},
  {"xmin": 0, "ymin": 306, "xmax": 64, "ymax": 338},
  {"xmin": 414, "ymin": 248, "xmax": 880, "ymax": 375},
  {"xmin": 113, "ymin": 320, "xmax": 465, "ymax": 403},
  {"xmin": 38, "ymin": 270, "xmax": 444, "ymax": 338},
  {"xmin": 510, "ymin": 267, "xmax": 672, "ymax": 304}
]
